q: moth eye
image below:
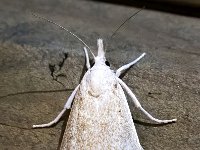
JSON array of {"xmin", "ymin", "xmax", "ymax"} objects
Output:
[{"xmin": 105, "ymin": 60, "xmax": 110, "ymax": 66}]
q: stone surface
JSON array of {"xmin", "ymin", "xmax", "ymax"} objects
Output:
[{"xmin": 0, "ymin": 0, "xmax": 200, "ymax": 150}]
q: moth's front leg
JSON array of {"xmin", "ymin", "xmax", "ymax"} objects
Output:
[
  {"xmin": 116, "ymin": 53, "xmax": 146, "ymax": 77},
  {"xmin": 83, "ymin": 47, "xmax": 90, "ymax": 70}
]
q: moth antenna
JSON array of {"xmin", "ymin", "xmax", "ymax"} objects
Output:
[
  {"xmin": 31, "ymin": 12, "xmax": 95, "ymax": 58},
  {"xmin": 110, "ymin": 7, "xmax": 145, "ymax": 39}
]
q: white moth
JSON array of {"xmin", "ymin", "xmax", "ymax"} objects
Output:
[{"xmin": 33, "ymin": 39, "xmax": 177, "ymax": 150}]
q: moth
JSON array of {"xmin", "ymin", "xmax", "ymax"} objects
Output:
[{"xmin": 32, "ymin": 13, "xmax": 177, "ymax": 150}]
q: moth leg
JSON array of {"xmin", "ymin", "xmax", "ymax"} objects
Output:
[
  {"xmin": 32, "ymin": 84, "xmax": 80, "ymax": 128},
  {"xmin": 116, "ymin": 53, "xmax": 146, "ymax": 77},
  {"xmin": 117, "ymin": 78, "xmax": 177, "ymax": 124},
  {"xmin": 64, "ymin": 84, "xmax": 80, "ymax": 109},
  {"xmin": 83, "ymin": 47, "xmax": 90, "ymax": 70},
  {"xmin": 32, "ymin": 108, "xmax": 66, "ymax": 128}
]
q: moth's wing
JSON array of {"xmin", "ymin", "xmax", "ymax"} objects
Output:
[{"xmin": 60, "ymin": 81, "xmax": 143, "ymax": 150}]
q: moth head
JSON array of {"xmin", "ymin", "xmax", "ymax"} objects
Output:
[
  {"xmin": 97, "ymin": 38, "xmax": 105, "ymax": 58},
  {"xmin": 93, "ymin": 39, "xmax": 110, "ymax": 67}
]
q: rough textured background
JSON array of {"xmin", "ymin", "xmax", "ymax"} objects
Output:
[{"xmin": 0, "ymin": 0, "xmax": 200, "ymax": 150}]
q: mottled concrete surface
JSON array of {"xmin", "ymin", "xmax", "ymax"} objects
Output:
[{"xmin": 0, "ymin": 0, "xmax": 200, "ymax": 150}]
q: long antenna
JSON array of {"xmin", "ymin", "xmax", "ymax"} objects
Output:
[
  {"xmin": 110, "ymin": 7, "xmax": 145, "ymax": 39},
  {"xmin": 31, "ymin": 12, "xmax": 95, "ymax": 58}
]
